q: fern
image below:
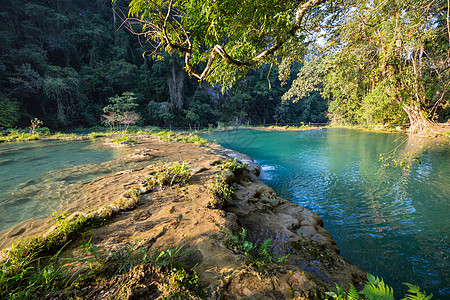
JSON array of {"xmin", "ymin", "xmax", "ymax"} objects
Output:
[
  {"xmin": 400, "ymin": 283, "xmax": 433, "ymax": 300},
  {"xmin": 325, "ymin": 284, "xmax": 361, "ymax": 300},
  {"xmin": 360, "ymin": 274, "xmax": 394, "ymax": 300},
  {"xmin": 328, "ymin": 274, "xmax": 433, "ymax": 300},
  {"xmin": 347, "ymin": 284, "xmax": 360, "ymax": 300}
]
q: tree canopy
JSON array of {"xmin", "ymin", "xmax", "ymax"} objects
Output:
[
  {"xmin": 1, "ymin": 0, "xmax": 327, "ymax": 130},
  {"xmin": 284, "ymin": 0, "xmax": 450, "ymax": 132},
  {"xmin": 122, "ymin": 0, "xmax": 450, "ymax": 132},
  {"xmin": 121, "ymin": 0, "xmax": 329, "ymax": 89}
]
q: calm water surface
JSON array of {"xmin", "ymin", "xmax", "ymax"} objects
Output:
[
  {"xmin": 204, "ymin": 128, "xmax": 449, "ymax": 298},
  {"xmin": 0, "ymin": 140, "xmax": 140, "ymax": 232}
]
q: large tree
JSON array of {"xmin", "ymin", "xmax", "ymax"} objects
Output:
[
  {"xmin": 120, "ymin": 0, "xmax": 449, "ymax": 133},
  {"xmin": 297, "ymin": 0, "xmax": 449, "ymax": 133},
  {"xmin": 117, "ymin": 0, "xmax": 329, "ymax": 89}
]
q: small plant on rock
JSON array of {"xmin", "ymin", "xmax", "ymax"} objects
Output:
[
  {"xmin": 221, "ymin": 227, "xmax": 288, "ymax": 270},
  {"xmin": 219, "ymin": 158, "xmax": 246, "ymax": 175},
  {"xmin": 208, "ymin": 172, "xmax": 233, "ymax": 209},
  {"xmin": 144, "ymin": 163, "xmax": 192, "ymax": 190}
]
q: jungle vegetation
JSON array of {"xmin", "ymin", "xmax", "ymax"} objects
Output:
[
  {"xmin": 0, "ymin": 0, "xmax": 327, "ymax": 131},
  {"xmin": 0, "ymin": 0, "xmax": 448, "ymax": 133},
  {"xmin": 122, "ymin": 0, "xmax": 449, "ymax": 133}
]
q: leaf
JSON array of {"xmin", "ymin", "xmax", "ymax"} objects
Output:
[
  {"xmin": 347, "ymin": 284, "xmax": 360, "ymax": 300},
  {"xmin": 360, "ymin": 274, "xmax": 394, "ymax": 300},
  {"xmin": 400, "ymin": 282, "xmax": 433, "ymax": 300}
]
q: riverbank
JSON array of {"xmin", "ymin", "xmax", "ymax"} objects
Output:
[{"xmin": 0, "ymin": 135, "xmax": 366, "ymax": 299}]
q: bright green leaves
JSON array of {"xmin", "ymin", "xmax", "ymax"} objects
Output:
[
  {"xmin": 360, "ymin": 274, "xmax": 394, "ymax": 300},
  {"xmin": 327, "ymin": 273, "xmax": 433, "ymax": 300},
  {"xmin": 282, "ymin": 0, "xmax": 448, "ymax": 130},
  {"xmin": 401, "ymin": 283, "xmax": 433, "ymax": 300},
  {"xmin": 124, "ymin": 0, "xmax": 319, "ymax": 88}
]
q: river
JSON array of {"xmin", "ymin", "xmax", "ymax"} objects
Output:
[{"xmin": 204, "ymin": 128, "xmax": 449, "ymax": 298}]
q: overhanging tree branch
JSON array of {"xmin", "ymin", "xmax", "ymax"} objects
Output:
[{"xmin": 121, "ymin": 0, "xmax": 327, "ymax": 82}]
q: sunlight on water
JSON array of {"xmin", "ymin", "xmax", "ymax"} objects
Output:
[{"xmin": 204, "ymin": 128, "xmax": 449, "ymax": 297}]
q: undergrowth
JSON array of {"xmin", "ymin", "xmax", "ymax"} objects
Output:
[
  {"xmin": 208, "ymin": 172, "xmax": 233, "ymax": 209},
  {"xmin": 219, "ymin": 159, "xmax": 246, "ymax": 175},
  {"xmin": 221, "ymin": 227, "xmax": 288, "ymax": 271},
  {"xmin": 0, "ymin": 187, "xmax": 142, "ymax": 298},
  {"xmin": 0, "ymin": 126, "xmax": 208, "ymax": 145},
  {"xmin": 327, "ymin": 273, "xmax": 433, "ymax": 300},
  {"xmin": 144, "ymin": 163, "xmax": 192, "ymax": 189},
  {"xmin": 0, "ymin": 239, "xmax": 202, "ymax": 299},
  {"xmin": 111, "ymin": 133, "xmax": 137, "ymax": 145}
]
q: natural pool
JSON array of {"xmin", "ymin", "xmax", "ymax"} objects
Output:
[
  {"xmin": 0, "ymin": 139, "xmax": 146, "ymax": 232},
  {"xmin": 204, "ymin": 128, "xmax": 449, "ymax": 298}
]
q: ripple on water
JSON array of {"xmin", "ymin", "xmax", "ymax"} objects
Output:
[{"xmin": 202, "ymin": 128, "xmax": 450, "ymax": 297}]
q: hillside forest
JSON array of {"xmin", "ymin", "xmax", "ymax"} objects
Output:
[
  {"xmin": 0, "ymin": 0, "xmax": 448, "ymax": 132},
  {"xmin": 0, "ymin": 0, "xmax": 328, "ymax": 130}
]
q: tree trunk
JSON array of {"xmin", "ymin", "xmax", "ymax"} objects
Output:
[
  {"xmin": 168, "ymin": 60, "xmax": 184, "ymax": 110},
  {"xmin": 402, "ymin": 103, "xmax": 439, "ymax": 134}
]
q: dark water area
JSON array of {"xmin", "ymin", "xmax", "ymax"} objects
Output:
[
  {"xmin": 204, "ymin": 128, "xmax": 449, "ymax": 298},
  {"xmin": 0, "ymin": 140, "xmax": 142, "ymax": 232}
]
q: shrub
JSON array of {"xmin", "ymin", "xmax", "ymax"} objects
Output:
[
  {"xmin": 111, "ymin": 133, "xmax": 137, "ymax": 145},
  {"xmin": 145, "ymin": 163, "xmax": 192, "ymax": 189},
  {"xmin": 208, "ymin": 172, "xmax": 233, "ymax": 209},
  {"xmin": 219, "ymin": 158, "xmax": 245, "ymax": 174},
  {"xmin": 221, "ymin": 227, "xmax": 288, "ymax": 270}
]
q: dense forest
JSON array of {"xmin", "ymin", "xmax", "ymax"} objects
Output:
[
  {"xmin": 0, "ymin": 0, "xmax": 327, "ymax": 130},
  {"xmin": 0, "ymin": 0, "xmax": 448, "ymax": 132}
]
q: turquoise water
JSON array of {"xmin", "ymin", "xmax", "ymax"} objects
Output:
[
  {"xmin": 204, "ymin": 128, "xmax": 449, "ymax": 297},
  {"xmin": 0, "ymin": 140, "xmax": 130, "ymax": 231}
]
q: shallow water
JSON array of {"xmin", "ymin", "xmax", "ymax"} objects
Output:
[
  {"xmin": 0, "ymin": 140, "xmax": 146, "ymax": 232},
  {"xmin": 204, "ymin": 128, "xmax": 449, "ymax": 297}
]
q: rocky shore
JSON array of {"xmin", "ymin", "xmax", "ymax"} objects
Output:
[{"xmin": 0, "ymin": 136, "xmax": 366, "ymax": 299}]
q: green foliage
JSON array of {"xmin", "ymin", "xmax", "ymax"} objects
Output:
[
  {"xmin": 29, "ymin": 118, "xmax": 43, "ymax": 135},
  {"xmin": 326, "ymin": 273, "xmax": 432, "ymax": 300},
  {"xmin": 221, "ymin": 227, "xmax": 288, "ymax": 270},
  {"xmin": 0, "ymin": 243, "xmax": 70, "ymax": 299},
  {"xmin": 103, "ymin": 92, "xmax": 140, "ymax": 131},
  {"xmin": 0, "ymin": 129, "xmax": 39, "ymax": 142},
  {"xmin": 104, "ymin": 92, "xmax": 139, "ymax": 115},
  {"xmin": 401, "ymin": 283, "xmax": 433, "ymax": 300},
  {"xmin": 50, "ymin": 132, "xmax": 79, "ymax": 139},
  {"xmin": 360, "ymin": 274, "xmax": 394, "ymax": 300},
  {"xmin": 0, "ymin": 97, "xmax": 20, "ymax": 128},
  {"xmin": 0, "ymin": 186, "xmax": 144, "ymax": 299},
  {"xmin": 219, "ymin": 159, "xmax": 245, "ymax": 174},
  {"xmin": 153, "ymin": 130, "xmax": 208, "ymax": 145},
  {"xmin": 0, "ymin": 238, "xmax": 201, "ymax": 300},
  {"xmin": 124, "ymin": 186, "xmax": 142, "ymax": 200},
  {"xmin": 145, "ymin": 163, "xmax": 192, "ymax": 189},
  {"xmin": 283, "ymin": 0, "xmax": 448, "ymax": 131},
  {"xmin": 125, "ymin": 0, "xmax": 324, "ymax": 89},
  {"xmin": 111, "ymin": 133, "xmax": 137, "ymax": 145},
  {"xmin": 0, "ymin": 0, "xmax": 331, "ymax": 130},
  {"xmin": 208, "ymin": 172, "xmax": 233, "ymax": 209}
]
